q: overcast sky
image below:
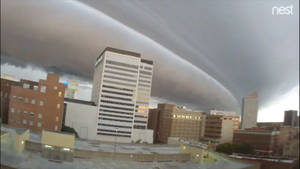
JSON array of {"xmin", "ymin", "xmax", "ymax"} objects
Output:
[{"xmin": 1, "ymin": 0, "xmax": 299, "ymax": 122}]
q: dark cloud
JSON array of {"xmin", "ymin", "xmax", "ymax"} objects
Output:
[{"xmin": 1, "ymin": 0, "xmax": 298, "ymax": 114}]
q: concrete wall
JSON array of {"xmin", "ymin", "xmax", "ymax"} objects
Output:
[
  {"xmin": 131, "ymin": 129, "xmax": 153, "ymax": 143},
  {"xmin": 220, "ymin": 119, "xmax": 234, "ymax": 143},
  {"xmin": 41, "ymin": 130, "xmax": 75, "ymax": 148},
  {"xmin": 64, "ymin": 101, "xmax": 98, "ymax": 140}
]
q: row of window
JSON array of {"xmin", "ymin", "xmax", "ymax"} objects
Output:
[
  {"xmin": 12, "ymin": 96, "xmax": 44, "ymax": 106},
  {"xmin": 105, "ymin": 65, "xmax": 138, "ymax": 73},
  {"xmin": 22, "ymin": 83, "xmax": 63, "ymax": 96},
  {"xmin": 11, "ymin": 96, "xmax": 61, "ymax": 109},
  {"xmin": 106, "ymin": 60, "xmax": 139, "ymax": 70},
  {"xmin": 104, "ymin": 75, "xmax": 137, "ymax": 83},
  {"xmin": 103, "ymin": 79, "xmax": 136, "ymax": 88},
  {"xmin": 172, "ymin": 114, "xmax": 202, "ymax": 120},
  {"xmin": 99, "ymin": 117, "xmax": 133, "ymax": 123},
  {"xmin": 11, "ymin": 108, "xmax": 60, "ymax": 121},
  {"xmin": 104, "ymin": 70, "xmax": 136, "ymax": 78},
  {"xmin": 98, "ymin": 123, "xmax": 132, "ymax": 129},
  {"xmin": 100, "ymin": 99, "xmax": 134, "ymax": 107}
]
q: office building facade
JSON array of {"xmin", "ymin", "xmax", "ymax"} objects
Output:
[
  {"xmin": 64, "ymin": 80, "xmax": 79, "ymax": 99},
  {"xmin": 241, "ymin": 92, "xmax": 258, "ymax": 129},
  {"xmin": 204, "ymin": 115, "xmax": 237, "ymax": 143},
  {"xmin": 91, "ymin": 47, "xmax": 153, "ymax": 143},
  {"xmin": 7, "ymin": 74, "xmax": 65, "ymax": 132},
  {"xmin": 148, "ymin": 104, "xmax": 205, "ymax": 143}
]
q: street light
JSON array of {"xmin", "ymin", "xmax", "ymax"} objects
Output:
[{"xmin": 114, "ymin": 127, "xmax": 119, "ymax": 154}]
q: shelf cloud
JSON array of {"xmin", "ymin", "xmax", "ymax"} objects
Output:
[{"xmin": 1, "ymin": 0, "xmax": 298, "ymax": 114}]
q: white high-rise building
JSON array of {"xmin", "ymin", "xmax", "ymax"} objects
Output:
[
  {"xmin": 91, "ymin": 47, "xmax": 153, "ymax": 143},
  {"xmin": 241, "ymin": 92, "xmax": 258, "ymax": 129}
]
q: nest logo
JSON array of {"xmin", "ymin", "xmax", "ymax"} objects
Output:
[{"xmin": 272, "ymin": 5, "xmax": 294, "ymax": 16}]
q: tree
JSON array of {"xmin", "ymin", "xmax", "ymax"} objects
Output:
[
  {"xmin": 216, "ymin": 143, "xmax": 255, "ymax": 155},
  {"xmin": 61, "ymin": 124, "xmax": 79, "ymax": 138}
]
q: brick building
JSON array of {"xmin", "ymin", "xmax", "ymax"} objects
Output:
[
  {"xmin": 204, "ymin": 115, "xmax": 238, "ymax": 143},
  {"xmin": 233, "ymin": 127, "xmax": 280, "ymax": 155},
  {"xmin": 7, "ymin": 74, "xmax": 65, "ymax": 132},
  {"xmin": 148, "ymin": 104, "xmax": 205, "ymax": 143},
  {"xmin": 1, "ymin": 78, "xmax": 21, "ymax": 123}
]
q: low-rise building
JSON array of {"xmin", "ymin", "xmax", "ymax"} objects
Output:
[
  {"xmin": 7, "ymin": 74, "xmax": 65, "ymax": 132},
  {"xmin": 63, "ymin": 98, "xmax": 98, "ymax": 140},
  {"xmin": 148, "ymin": 103, "xmax": 205, "ymax": 143},
  {"xmin": 233, "ymin": 127, "xmax": 280, "ymax": 155},
  {"xmin": 41, "ymin": 130, "xmax": 75, "ymax": 161}
]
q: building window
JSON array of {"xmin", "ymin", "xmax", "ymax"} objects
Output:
[
  {"xmin": 40, "ymin": 86, "xmax": 46, "ymax": 93},
  {"xmin": 31, "ymin": 99, "xmax": 36, "ymax": 104},
  {"xmin": 30, "ymin": 112, "xmax": 34, "ymax": 116},
  {"xmin": 37, "ymin": 122, "xmax": 42, "ymax": 127},
  {"xmin": 18, "ymin": 96, "xmax": 23, "ymax": 102},
  {"xmin": 38, "ymin": 113, "xmax": 42, "ymax": 119},
  {"xmin": 58, "ymin": 91, "xmax": 62, "ymax": 97},
  {"xmin": 11, "ymin": 108, "xmax": 15, "ymax": 113},
  {"xmin": 57, "ymin": 104, "xmax": 60, "ymax": 109},
  {"xmin": 56, "ymin": 116, "xmax": 59, "ymax": 122},
  {"xmin": 29, "ymin": 121, "xmax": 33, "ymax": 126},
  {"xmin": 54, "ymin": 125, "xmax": 58, "ymax": 131},
  {"xmin": 23, "ymin": 119, "xmax": 27, "ymax": 124},
  {"xmin": 33, "ymin": 85, "xmax": 38, "ymax": 91},
  {"xmin": 24, "ymin": 98, "xmax": 29, "ymax": 103},
  {"xmin": 40, "ymin": 101, "xmax": 44, "ymax": 106},
  {"xmin": 54, "ymin": 86, "xmax": 58, "ymax": 90},
  {"xmin": 23, "ymin": 83, "xmax": 30, "ymax": 89},
  {"xmin": 24, "ymin": 111, "xmax": 27, "ymax": 114}
]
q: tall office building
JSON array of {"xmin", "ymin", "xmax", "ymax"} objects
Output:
[
  {"xmin": 91, "ymin": 47, "xmax": 153, "ymax": 143},
  {"xmin": 283, "ymin": 110, "xmax": 298, "ymax": 126},
  {"xmin": 241, "ymin": 92, "xmax": 258, "ymax": 129}
]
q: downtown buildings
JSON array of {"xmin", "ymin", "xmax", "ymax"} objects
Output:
[
  {"xmin": 91, "ymin": 47, "xmax": 153, "ymax": 143},
  {"xmin": 4, "ymin": 74, "xmax": 65, "ymax": 132}
]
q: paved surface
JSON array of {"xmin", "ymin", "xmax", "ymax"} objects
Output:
[
  {"xmin": 1, "ymin": 125, "xmax": 180, "ymax": 154},
  {"xmin": 1, "ymin": 150, "xmax": 251, "ymax": 169}
]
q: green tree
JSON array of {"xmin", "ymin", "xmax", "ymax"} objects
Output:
[{"xmin": 216, "ymin": 143, "xmax": 255, "ymax": 155}]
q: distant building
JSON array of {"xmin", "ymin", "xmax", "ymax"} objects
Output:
[
  {"xmin": 7, "ymin": 74, "xmax": 65, "ymax": 132},
  {"xmin": 64, "ymin": 80, "xmax": 79, "ymax": 99},
  {"xmin": 91, "ymin": 47, "xmax": 153, "ymax": 143},
  {"xmin": 233, "ymin": 126, "xmax": 299, "ymax": 156},
  {"xmin": 204, "ymin": 115, "xmax": 239, "ymax": 143},
  {"xmin": 63, "ymin": 98, "xmax": 97, "ymax": 140},
  {"xmin": 257, "ymin": 122, "xmax": 283, "ymax": 128},
  {"xmin": 283, "ymin": 110, "xmax": 298, "ymax": 127},
  {"xmin": 148, "ymin": 103, "xmax": 206, "ymax": 143},
  {"xmin": 0, "ymin": 78, "xmax": 20, "ymax": 123},
  {"xmin": 209, "ymin": 110, "xmax": 236, "ymax": 116},
  {"xmin": 233, "ymin": 127, "xmax": 280, "ymax": 155},
  {"xmin": 241, "ymin": 92, "xmax": 258, "ymax": 129}
]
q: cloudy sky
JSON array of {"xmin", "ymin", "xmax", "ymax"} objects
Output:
[{"xmin": 1, "ymin": 0, "xmax": 299, "ymax": 122}]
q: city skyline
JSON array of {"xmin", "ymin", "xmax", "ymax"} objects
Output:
[{"xmin": 1, "ymin": 0, "xmax": 299, "ymax": 122}]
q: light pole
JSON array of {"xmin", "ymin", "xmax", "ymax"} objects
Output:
[{"xmin": 114, "ymin": 127, "xmax": 119, "ymax": 154}]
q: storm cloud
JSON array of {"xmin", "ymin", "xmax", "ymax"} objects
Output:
[{"xmin": 1, "ymin": 0, "xmax": 299, "ymax": 115}]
